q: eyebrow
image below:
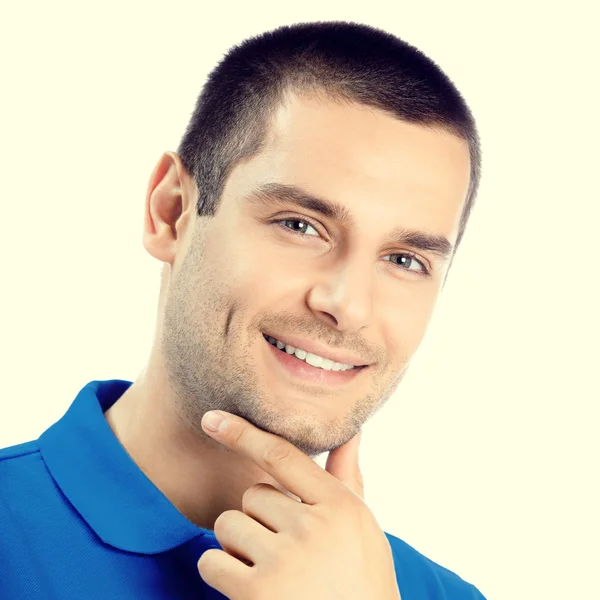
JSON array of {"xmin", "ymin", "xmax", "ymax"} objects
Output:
[{"xmin": 246, "ymin": 182, "xmax": 455, "ymax": 261}]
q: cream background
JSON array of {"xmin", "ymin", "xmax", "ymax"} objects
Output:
[{"xmin": 1, "ymin": 2, "xmax": 598, "ymax": 599}]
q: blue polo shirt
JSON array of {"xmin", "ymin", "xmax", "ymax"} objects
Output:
[{"xmin": 0, "ymin": 380, "xmax": 486, "ymax": 599}]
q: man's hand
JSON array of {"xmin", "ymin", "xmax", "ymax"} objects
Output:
[{"xmin": 197, "ymin": 410, "xmax": 401, "ymax": 600}]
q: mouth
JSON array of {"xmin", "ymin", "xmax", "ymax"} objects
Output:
[{"xmin": 262, "ymin": 333, "xmax": 366, "ymax": 386}]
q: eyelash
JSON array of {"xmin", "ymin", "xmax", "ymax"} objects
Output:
[{"xmin": 272, "ymin": 217, "xmax": 431, "ymax": 277}]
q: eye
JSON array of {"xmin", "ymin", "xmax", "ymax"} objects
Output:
[
  {"xmin": 278, "ymin": 218, "xmax": 321, "ymax": 237},
  {"xmin": 383, "ymin": 253, "xmax": 429, "ymax": 276}
]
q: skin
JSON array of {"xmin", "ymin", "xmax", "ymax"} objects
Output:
[
  {"xmin": 104, "ymin": 91, "xmax": 471, "ymax": 532},
  {"xmin": 196, "ymin": 410, "xmax": 401, "ymax": 599}
]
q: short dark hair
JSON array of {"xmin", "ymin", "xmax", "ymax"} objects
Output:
[{"xmin": 177, "ymin": 21, "xmax": 481, "ymax": 250}]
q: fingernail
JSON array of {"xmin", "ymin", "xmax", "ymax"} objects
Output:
[{"xmin": 203, "ymin": 411, "xmax": 227, "ymax": 433}]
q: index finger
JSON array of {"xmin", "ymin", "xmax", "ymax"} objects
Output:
[{"xmin": 201, "ymin": 410, "xmax": 343, "ymax": 505}]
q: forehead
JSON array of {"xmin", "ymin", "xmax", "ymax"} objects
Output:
[{"xmin": 227, "ymin": 93, "xmax": 471, "ymax": 241}]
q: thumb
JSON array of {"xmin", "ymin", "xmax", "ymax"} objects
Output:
[{"xmin": 325, "ymin": 430, "xmax": 364, "ymax": 499}]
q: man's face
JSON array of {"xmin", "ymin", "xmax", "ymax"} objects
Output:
[{"xmin": 160, "ymin": 93, "xmax": 470, "ymax": 457}]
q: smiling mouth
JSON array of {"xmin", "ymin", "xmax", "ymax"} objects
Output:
[{"xmin": 262, "ymin": 333, "xmax": 364, "ymax": 372}]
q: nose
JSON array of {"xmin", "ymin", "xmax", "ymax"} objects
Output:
[{"xmin": 305, "ymin": 260, "xmax": 373, "ymax": 333}]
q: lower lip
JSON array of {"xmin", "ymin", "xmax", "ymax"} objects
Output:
[{"xmin": 263, "ymin": 335, "xmax": 365, "ymax": 385}]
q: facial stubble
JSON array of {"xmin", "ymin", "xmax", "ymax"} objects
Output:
[{"xmin": 160, "ymin": 228, "xmax": 405, "ymax": 457}]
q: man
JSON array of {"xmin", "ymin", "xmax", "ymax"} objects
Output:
[{"xmin": 0, "ymin": 21, "xmax": 485, "ymax": 599}]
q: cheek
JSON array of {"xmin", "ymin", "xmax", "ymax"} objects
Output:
[
  {"xmin": 239, "ymin": 232, "xmax": 316, "ymax": 290},
  {"xmin": 203, "ymin": 226, "xmax": 268, "ymax": 286},
  {"xmin": 214, "ymin": 246, "xmax": 298, "ymax": 309}
]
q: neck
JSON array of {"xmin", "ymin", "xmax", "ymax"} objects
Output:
[{"xmin": 103, "ymin": 355, "xmax": 283, "ymax": 531}]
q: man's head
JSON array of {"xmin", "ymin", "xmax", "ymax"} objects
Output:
[{"xmin": 144, "ymin": 22, "xmax": 479, "ymax": 457}]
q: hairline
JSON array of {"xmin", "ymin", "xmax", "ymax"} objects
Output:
[{"xmin": 193, "ymin": 85, "xmax": 475, "ymax": 237}]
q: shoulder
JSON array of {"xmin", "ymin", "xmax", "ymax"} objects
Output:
[
  {"xmin": 0, "ymin": 439, "xmax": 41, "ymax": 474},
  {"xmin": 0, "ymin": 437, "xmax": 58, "ymax": 550},
  {"xmin": 0, "ymin": 439, "xmax": 46, "ymax": 505},
  {"xmin": 385, "ymin": 531, "xmax": 487, "ymax": 600},
  {"xmin": 0, "ymin": 439, "xmax": 42, "ymax": 532},
  {"xmin": 0, "ymin": 440, "xmax": 51, "ymax": 598},
  {"xmin": 0, "ymin": 439, "xmax": 39, "ymax": 462}
]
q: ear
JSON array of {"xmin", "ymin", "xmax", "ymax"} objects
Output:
[{"xmin": 143, "ymin": 152, "xmax": 194, "ymax": 264}]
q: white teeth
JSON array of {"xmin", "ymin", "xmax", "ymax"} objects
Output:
[
  {"xmin": 265, "ymin": 335, "xmax": 355, "ymax": 371},
  {"xmin": 321, "ymin": 357, "xmax": 334, "ymax": 370},
  {"xmin": 304, "ymin": 352, "xmax": 322, "ymax": 368}
]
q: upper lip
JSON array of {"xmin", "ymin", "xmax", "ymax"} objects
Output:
[{"xmin": 263, "ymin": 332, "xmax": 371, "ymax": 367}]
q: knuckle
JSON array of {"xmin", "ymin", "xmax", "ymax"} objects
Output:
[
  {"xmin": 262, "ymin": 440, "xmax": 293, "ymax": 467},
  {"xmin": 197, "ymin": 548, "xmax": 221, "ymax": 575},
  {"xmin": 340, "ymin": 493, "xmax": 362, "ymax": 513},
  {"xmin": 340, "ymin": 496, "xmax": 369, "ymax": 527},
  {"xmin": 242, "ymin": 483, "xmax": 266, "ymax": 509},
  {"xmin": 213, "ymin": 509, "xmax": 237, "ymax": 536},
  {"xmin": 231, "ymin": 425, "xmax": 248, "ymax": 447},
  {"xmin": 293, "ymin": 508, "xmax": 320, "ymax": 537}
]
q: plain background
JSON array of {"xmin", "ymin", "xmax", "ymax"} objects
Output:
[{"xmin": 1, "ymin": 2, "xmax": 598, "ymax": 599}]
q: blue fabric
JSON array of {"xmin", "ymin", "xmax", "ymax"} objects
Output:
[{"xmin": 0, "ymin": 380, "xmax": 487, "ymax": 599}]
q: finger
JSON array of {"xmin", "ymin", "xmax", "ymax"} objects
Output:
[
  {"xmin": 325, "ymin": 430, "xmax": 365, "ymax": 498},
  {"xmin": 197, "ymin": 548, "xmax": 251, "ymax": 597},
  {"xmin": 213, "ymin": 509, "xmax": 276, "ymax": 565},
  {"xmin": 242, "ymin": 483, "xmax": 306, "ymax": 533},
  {"xmin": 201, "ymin": 411, "xmax": 342, "ymax": 505}
]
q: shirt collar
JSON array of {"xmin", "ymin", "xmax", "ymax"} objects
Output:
[{"xmin": 38, "ymin": 379, "xmax": 216, "ymax": 554}]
